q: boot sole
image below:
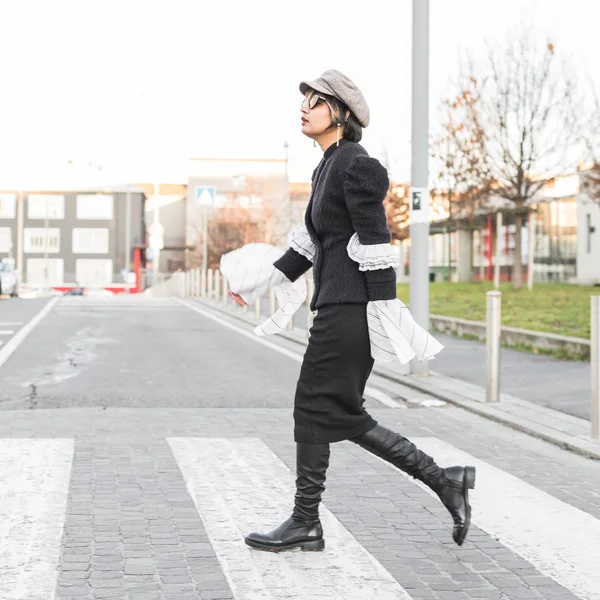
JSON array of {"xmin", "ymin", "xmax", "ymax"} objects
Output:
[
  {"xmin": 455, "ymin": 466, "xmax": 476, "ymax": 546},
  {"xmin": 245, "ymin": 537, "xmax": 325, "ymax": 552}
]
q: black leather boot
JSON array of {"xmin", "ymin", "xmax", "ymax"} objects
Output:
[
  {"xmin": 245, "ymin": 442, "xmax": 330, "ymax": 552},
  {"xmin": 351, "ymin": 424, "xmax": 476, "ymax": 546}
]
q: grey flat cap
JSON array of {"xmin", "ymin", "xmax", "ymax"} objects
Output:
[{"xmin": 299, "ymin": 69, "xmax": 370, "ymax": 128}]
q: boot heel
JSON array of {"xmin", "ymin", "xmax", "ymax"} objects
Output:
[
  {"xmin": 464, "ymin": 466, "xmax": 476, "ymax": 489},
  {"xmin": 301, "ymin": 539, "xmax": 325, "ymax": 551}
]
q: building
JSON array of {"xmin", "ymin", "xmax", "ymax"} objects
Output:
[{"xmin": 0, "ymin": 187, "xmax": 145, "ymax": 293}]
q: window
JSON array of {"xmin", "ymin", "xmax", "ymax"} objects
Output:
[
  {"xmin": 76, "ymin": 194, "xmax": 114, "ymax": 220},
  {"xmin": 72, "ymin": 228, "xmax": 109, "ymax": 254},
  {"xmin": 0, "ymin": 228, "xmax": 12, "ymax": 253},
  {"xmin": 75, "ymin": 259, "xmax": 113, "ymax": 286},
  {"xmin": 26, "ymin": 258, "xmax": 64, "ymax": 284},
  {"xmin": 24, "ymin": 228, "xmax": 60, "ymax": 253},
  {"xmin": 27, "ymin": 195, "xmax": 65, "ymax": 220},
  {"xmin": 0, "ymin": 194, "xmax": 16, "ymax": 219}
]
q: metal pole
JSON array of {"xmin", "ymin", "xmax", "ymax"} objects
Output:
[
  {"xmin": 255, "ymin": 296, "xmax": 261, "ymax": 320},
  {"xmin": 202, "ymin": 206, "xmax": 209, "ymax": 272},
  {"xmin": 207, "ymin": 269, "xmax": 213, "ymax": 300},
  {"xmin": 494, "ymin": 212, "xmax": 502, "ymax": 290},
  {"xmin": 214, "ymin": 270, "xmax": 221, "ymax": 302},
  {"xmin": 591, "ymin": 296, "xmax": 600, "ymax": 440},
  {"xmin": 201, "ymin": 268, "xmax": 207, "ymax": 298},
  {"xmin": 43, "ymin": 197, "xmax": 50, "ymax": 295},
  {"xmin": 222, "ymin": 274, "xmax": 228, "ymax": 305},
  {"xmin": 409, "ymin": 0, "xmax": 430, "ymax": 375},
  {"xmin": 125, "ymin": 187, "xmax": 131, "ymax": 294},
  {"xmin": 153, "ymin": 182, "xmax": 160, "ymax": 288},
  {"xmin": 486, "ymin": 291, "xmax": 502, "ymax": 403},
  {"xmin": 527, "ymin": 212, "xmax": 535, "ymax": 291},
  {"xmin": 16, "ymin": 190, "xmax": 24, "ymax": 287}
]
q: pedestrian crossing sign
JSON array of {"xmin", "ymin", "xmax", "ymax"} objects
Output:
[{"xmin": 195, "ymin": 186, "xmax": 216, "ymax": 207}]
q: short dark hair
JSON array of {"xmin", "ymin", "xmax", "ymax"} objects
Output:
[{"xmin": 305, "ymin": 89, "xmax": 363, "ymax": 143}]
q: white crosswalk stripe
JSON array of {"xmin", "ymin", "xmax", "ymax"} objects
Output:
[
  {"xmin": 0, "ymin": 436, "xmax": 597, "ymax": 600},
  {"xmin": 0, "ymin": 439, "xmax": 73, "ymax": 600},
  {"xmin": 169, "ymin": 437, "xmax": 414, "ymax": 600},
  {"xmin": 412, "ymin": 438, "xmax": 600, "ymax": 600}
]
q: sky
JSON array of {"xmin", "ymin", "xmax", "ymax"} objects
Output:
[{"xmin": 0, "ymin": 0, "xmax": 598, "ymax": 186}]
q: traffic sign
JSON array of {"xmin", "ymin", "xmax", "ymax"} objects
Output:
[{"xmin": 196, "ymin": 186, "xmax": 216, "ymax": 207}]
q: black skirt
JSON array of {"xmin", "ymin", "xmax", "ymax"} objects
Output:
[{"xmin": 293, "ymin": 303, "xmax": 378, "ymax": 444}]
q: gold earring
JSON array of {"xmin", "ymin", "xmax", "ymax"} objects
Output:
[{"xmin": 336, "ymin": 123, "xmax": 341, "ymax": 147}]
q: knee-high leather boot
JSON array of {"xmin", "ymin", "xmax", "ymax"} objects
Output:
[
  {"xmin": 245, "ymin": 442, "xmax": 330, "ymax": 552},
  {"xmin": 351, "ymin": 424, "xmax": 476, "ymax": 546}
]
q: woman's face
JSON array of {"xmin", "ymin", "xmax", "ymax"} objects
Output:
[{"xmin": 300, "ymin": 91, "xmax": 333, "ymax": 138}]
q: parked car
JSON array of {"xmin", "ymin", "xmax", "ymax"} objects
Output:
[
  {"xmin": 63, "ymin": 285, "xmax": 87, "ymax": 296},
  {"xmin": 0, "ymin": 261, "xmax": 18, "ymax": 298}
]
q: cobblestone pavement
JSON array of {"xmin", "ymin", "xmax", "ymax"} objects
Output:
[{"xmin": 0, "ymin": 297, "xmax": 599, "ymax": 600}]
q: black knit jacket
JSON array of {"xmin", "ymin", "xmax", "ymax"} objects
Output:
[{"xmin": 273, "ymin": 139, "xmax": 397, "ymax": 312}]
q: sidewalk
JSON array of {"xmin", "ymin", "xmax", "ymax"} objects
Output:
[{"xmin": 197, "ymin": 296, "xmax": 600, "ymax": 461}]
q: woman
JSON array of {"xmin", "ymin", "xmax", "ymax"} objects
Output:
[{"xmin": 226, "ymin": 69, "xmax": 475, "ymax": 552}]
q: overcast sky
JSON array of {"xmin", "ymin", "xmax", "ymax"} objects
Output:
[{"xmin": 0, "ymin": 0, "xmax": 598, "ymax": 186}]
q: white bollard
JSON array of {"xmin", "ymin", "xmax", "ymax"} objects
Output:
[
  {"xmin": 270, "ymin": 290, "xmax": 276, "ymax": 315},
  {"xmin": 207, "ymin": 269, "xmax": 213, "ymax": 300},
  {"xmin": 494, "ymin": 212, "xmax": 502, "ymax": 290},
  {"xmin": 486, "ymin": 291, "xmax": 502, "ymax": 403},
  {"xmin": 222, "ymin": 275, "xmax": 228, "ymax": 306},
  {"xmin": 201, "ymin": 269, "xmax": 207, "ymax": 298},
  {"xmin": 214, "ymin": 270, "xmax": 221, "ymax": 302},
  {"xmin": 255, "ymin": 296, "xmax": 261, "ymax": 320},
  {"xmin": 592, "ymin": 296, "xmax": 600, "ymax": 441}
]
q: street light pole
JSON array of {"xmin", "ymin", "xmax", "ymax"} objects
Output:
[{"xmin": 409, "ymin": 0, "xmax": 430, "ymax": 375}]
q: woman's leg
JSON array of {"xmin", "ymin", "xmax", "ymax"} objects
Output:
[
  {"xmin": 244, "ymin": 442, "xmax": 330, "ymax": 552},
  {"xmin": 350, "ymin": 424, "xmax": 476, "ymax": 546}
]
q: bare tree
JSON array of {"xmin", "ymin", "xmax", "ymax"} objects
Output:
[
  {"xmin": 451, "ymin": 31, "xmax": 581, "ymax": 288},
  {"xmin": 581, "ymin": 87, "xmax": 600, "ymax": 203},
  {"xmin": 383, "ymin": 182, "xmax": 410, "ymax": 241}
]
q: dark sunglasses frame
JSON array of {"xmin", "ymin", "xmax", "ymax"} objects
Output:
[{"xmin": 302, "ymin": 94, "xmax": 332, "ymax": 110}]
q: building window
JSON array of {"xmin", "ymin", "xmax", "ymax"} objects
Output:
[
  {"xmin": 72, "ymin": 228, "xmax": 109, "ymax": 254},
  {"xmin": 26, "ymin": 258, "xmax": 64, "ymax": 285},
  {"xmin": 76, "ymin": 194, "xmax": 114, "ymax": 220},
  {"xmin": 24, "ymin": 228, "xmax": 60, "ymax": 253},
  {"xmin": 75, "ymin": 259, "xmax": 113, "ymax": 286},
  {"xmin": 0, "ymin": 228, "xmax": 12, "ymax": 253},
  {"xmin": 0, "ymin": 194, "xmax": 16, "ymax": 219},
  {"xmin": 27, "ymin": 194, "xmax": 65, "ymax": 220}
]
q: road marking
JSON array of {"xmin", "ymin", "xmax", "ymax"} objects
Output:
[
  {"xmin": 169, "ymin": 437, "xmax": 413, "ymax": 600},
  {"xmin": 0, "ymin": 330, "xmax": 15, "ymax": 335},
  {"xmin": 0, "ymin": 322, "xmax": 23, "ymax": 327},
  {"xmin": 178, "ymin": 298, "xmax": 396, "ymax": 409},
  {"xmin": 0, "ymin": 439, "xmax": 73, "ymax": 599},
  {"xmin": 404, "ymin": 438, "xmax": 600, "ymax": 600},
  {"xmin": 364, "ymin": 386, "xmax": 402, "ymax": 408},
  {"xmin": 0, "ymin": 298, "xmax": 59, "ymax": 372}
]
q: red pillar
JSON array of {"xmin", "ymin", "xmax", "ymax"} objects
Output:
[
  {"xmin": 134, "ymin": 247, "xmax": 141, "ymax": 293},
  {"xmin": 487, "ymin": 215, "xmax": 493, "ymax": 281}
]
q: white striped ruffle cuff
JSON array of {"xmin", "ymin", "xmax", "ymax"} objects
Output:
[
  {"xmin": 288, "ymin": 224, "xmax": 316, "ymax": 262},
  {"xmin": 219, "ymin": 241, "xmax": 306, "ymax": 337},
  {"xmin": 366, "ymin": 299, "xmax": 444, "ymax": 364},
  {"xmin": 346, "ymin": 233, "xmax": 399, "ymax": 271}
]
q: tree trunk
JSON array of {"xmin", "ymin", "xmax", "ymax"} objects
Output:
[
  {"xmin": 512, "ymin": 213, "xmax": 523, "ymax": 290},
  {"xmin": 457, "ymin": 228, "xmax": 474, "ymax": 282}
]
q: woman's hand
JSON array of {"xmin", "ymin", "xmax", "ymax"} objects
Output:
[{"xmin": 228, "ymin": 290, "xmax": 247, "ymax": 307}]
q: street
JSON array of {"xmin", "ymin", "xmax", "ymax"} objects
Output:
[{"xmin": 0, "ymin": 296, "xmax": 599, "ymax": 600}]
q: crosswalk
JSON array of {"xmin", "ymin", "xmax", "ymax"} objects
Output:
[{"xmin": 0, "ymin": 436, "xmax": 597, "ymax": 600}]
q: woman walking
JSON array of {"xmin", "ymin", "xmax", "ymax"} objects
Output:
[{"xmin": 222, "ymin": 69, "xmax": 475, "ymax": 553}]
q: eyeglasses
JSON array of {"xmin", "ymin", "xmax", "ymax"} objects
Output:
[{"xmin": 301, "ymin": 94, "xmax": 331, "ymax": 110}]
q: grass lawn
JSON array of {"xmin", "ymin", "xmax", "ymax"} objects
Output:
[{"xmin": 396, "ymin": 281, "xmax": 600, "ymax": 339}]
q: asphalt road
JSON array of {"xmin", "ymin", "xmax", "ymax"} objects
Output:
[{"xmin": 0, "ymin": 295, "xmax": 598, "ymax": 600}]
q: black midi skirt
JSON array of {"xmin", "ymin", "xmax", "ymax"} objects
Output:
[{"xmin": 293, "ymin": 303, "xmax": 378, "ymax": 444}]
